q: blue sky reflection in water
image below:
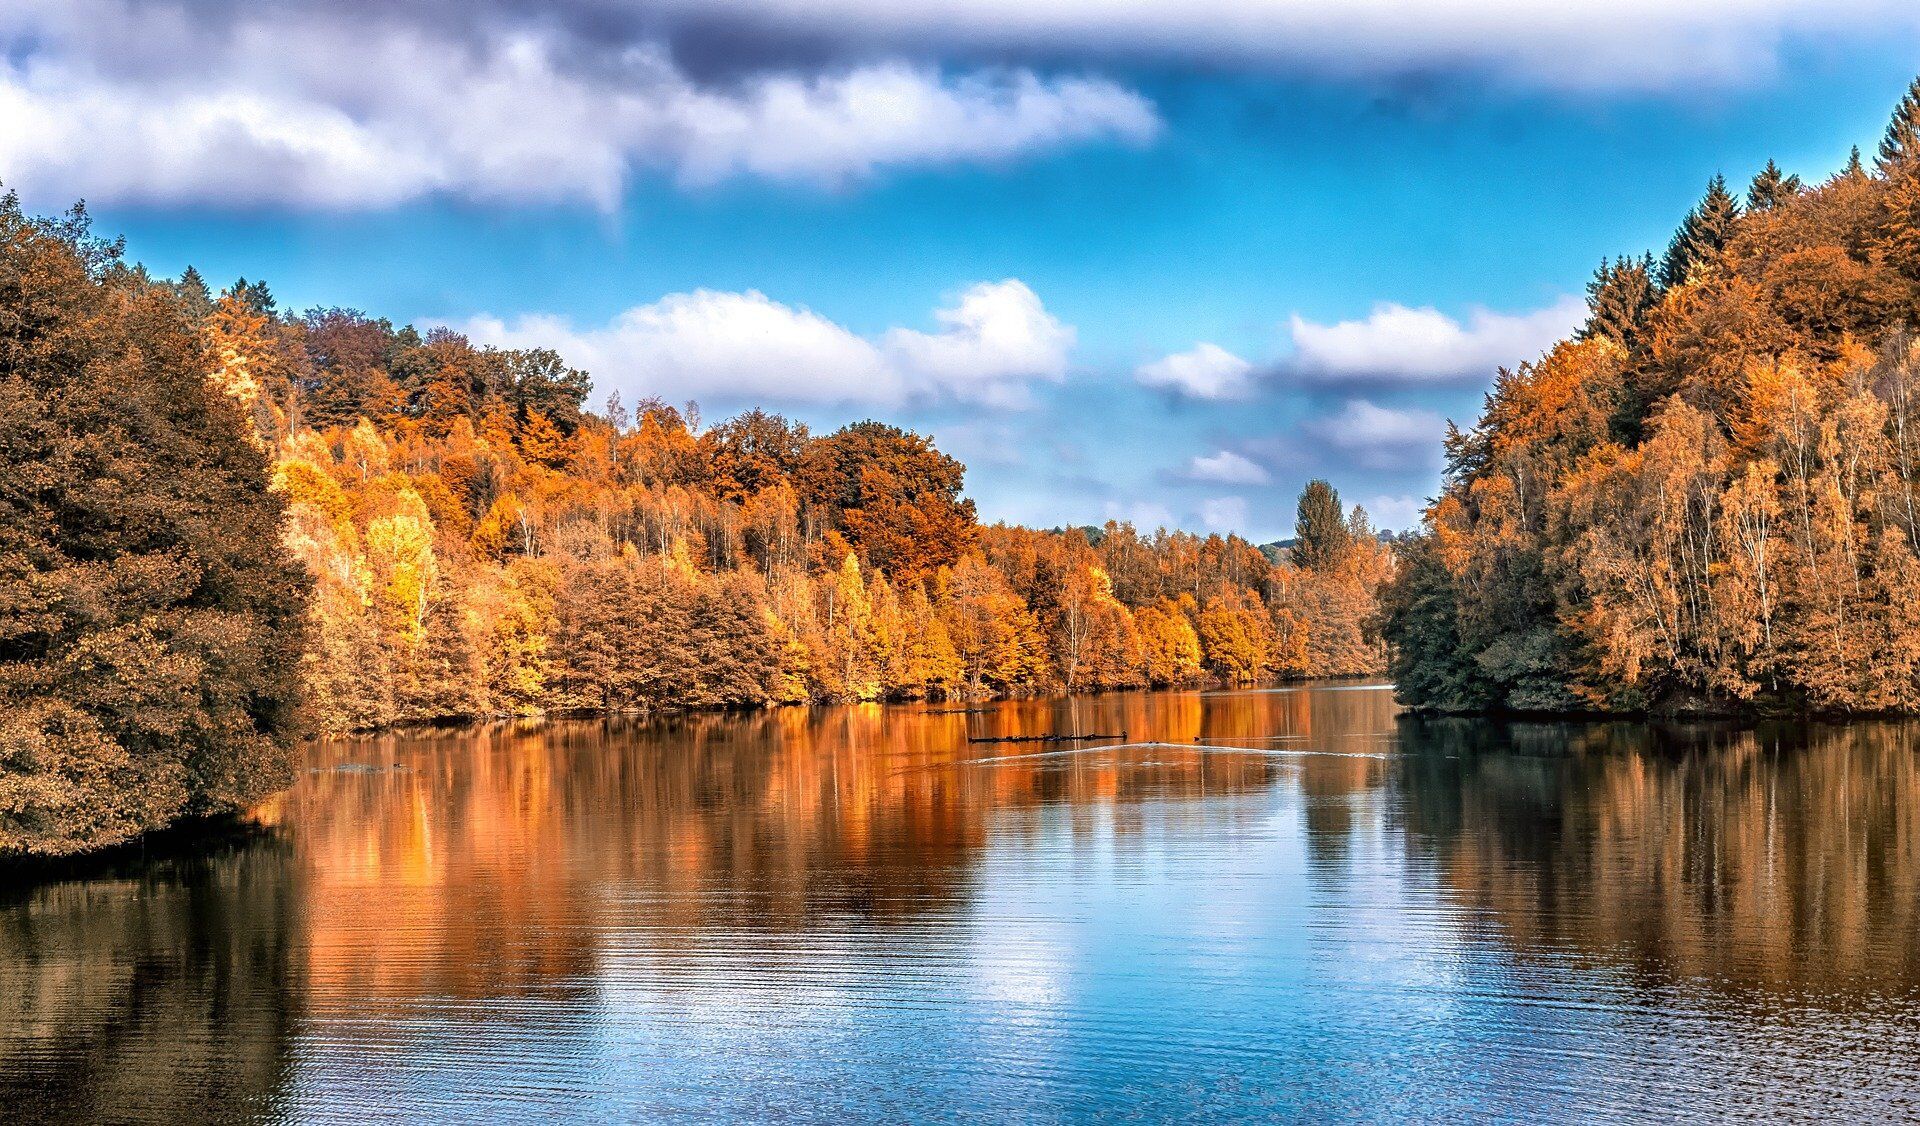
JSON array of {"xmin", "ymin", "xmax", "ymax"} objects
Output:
[{"xmin": 4, "ymin": 683, "xmax": 1920, "ymax": 1121}]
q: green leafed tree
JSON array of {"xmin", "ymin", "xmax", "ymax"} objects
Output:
[
  {"xmin": 1289, "ymin": 479, "xmax": 1352, "ymax": 572},
  {"xmin": 495, "ymin": 346, "xmax": 592, "ymax": 434},
  {"xmin": 0, "ymin": 191, "xmax": 312, "ymax": 858},
  {"xmin": 1375, "ymin": 532, "xmax": 1492, "ymax": 713}
]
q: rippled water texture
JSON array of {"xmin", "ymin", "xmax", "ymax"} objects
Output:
[{"xmin": 6, "ymin": 684, "xmax": 1920, "ymax": 1122}]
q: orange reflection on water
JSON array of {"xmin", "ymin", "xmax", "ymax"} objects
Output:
[
  {"xmin": 14, "ymin": 685, "xmax": 1920, "ymax": 1122},
  {"xmin": 278, "ymin": 687, "xmax": 1394, "ymax": 1009}
]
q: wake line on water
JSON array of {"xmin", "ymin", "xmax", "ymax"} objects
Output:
[
  {"xmin": 940, "ymin": 741, "xmax": 1393, "ymax": 767},
  {"xmin": 1190, "ymin": 735, "xmax": 1308, "ymax": 743}
]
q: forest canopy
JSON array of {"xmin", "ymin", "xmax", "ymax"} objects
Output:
[
  {"xmin": 0, "ymin": 196, "xmax": 310, "ymax": 857},
  {"xmin": 237, "ymin": 286, "xmax": 1390, "ymax": 730},
  {"xmin": 1381, "ymin": 78, "xmax": 1920, "ymax": 717}
]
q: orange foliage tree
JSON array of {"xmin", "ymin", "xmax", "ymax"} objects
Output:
[{"xmin": 1384, "ymin": 78, "xmax": 1920, "ymax": 715}]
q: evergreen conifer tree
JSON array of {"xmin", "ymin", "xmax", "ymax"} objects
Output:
[
  {"xmin": 1578, "ymin": 254, "xmax": 1657, "ymax": 347},
  {"xmin": 228, "ymin": 276, "xmax": 276, "ymax": 317},
  {"xmin": 1747, "ymin": 160, "xmax": 1803, "ymax": 210},
  {"xmin": 1290, "ymin": 480, "xmax": 1351, "ymax": 572},
  {"xmin": 174, "ymin": 264, "xmax": 214, "ymax": 319},
  {"xmin": 1658, "ymin": 175, "xmax": 1741, "ymax": 290},
  {"xmin": 1878, "ymin": 76, "xmax": 1920, "ymax": 175}
]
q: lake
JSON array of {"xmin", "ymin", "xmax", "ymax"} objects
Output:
[{"xmin": 5, "ymin": 683, "xmax": 1920, "ymax": 1122}]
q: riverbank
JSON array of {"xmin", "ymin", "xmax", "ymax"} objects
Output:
[{"xmin": 313, "ymin": 671, "xmax": 1390, "ymax": 738}]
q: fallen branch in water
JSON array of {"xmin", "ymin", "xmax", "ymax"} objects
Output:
[{"xmin": 966, "ymin": 732, "xmax": 1126, "ymax": 745}]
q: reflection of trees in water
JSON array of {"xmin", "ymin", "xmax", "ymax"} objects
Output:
[
  {"xmin": 1278, "ymin": 688, "xmax": 1397, "ymax": 860},
  {"xmin": 28, "ymin": 687, "xmax": 1920, "ymax": 1114},
  {"xmin": 1394, "ymin": 717, "xmax": 1920, "ymax": 994},
  {"xmin": 0, "ymin": 830, "xmax": 302, "ymax": 1124},
  {"xmin": 282, "ymin": 690, "xmax": 1348, "ymax": 1007},
  {"xmin": 0, "ymin": 684, "xmax": 1402, "ymax": 1112}
]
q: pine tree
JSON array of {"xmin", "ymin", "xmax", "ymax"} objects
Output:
[
  {"xmin": 174, "ymin": 265, "xmax": 214, "ymax": 319},
  {"xmin": 1878, "ymin": 76, "xmax": 1920, "ymax": 176},
  {"xmin": 227, "ymin": 276, "xmax": 276, "ymax": 317},
  {"xmin": 1844, "ymin": 146, "xmax": 1868, "ymax": 182},
  {"xmin": 1376, "ymin": 534, "xmax": 1494, "ymax": 712},
  {"xmin": 1747, "ymin": 160, "xmax": 1803, "ymax": 210},
  {"xmin": 1658, "ymin": 175, "xmax": 1741, "ymax": 290},
  {"xmin": 1578, "ymin": 254, "xmax": 1657, "ymax": 347},
  {"xmin": 1290, "ymin": 480, "xmax": 1352, "ymax": 572}
]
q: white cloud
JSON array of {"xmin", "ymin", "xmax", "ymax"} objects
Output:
[
  {"xmin": 661, "ymin": 65, "xmax": 1158, "ymax": 190},
  {"xmin": 1135, "ymin": 342, "xmax": 1255, "ymax": 400},
  {"xmin": 882, "ymin": 279, "xmax": 1075, "ymax": 408},
  {"xmin": 463, "ymin": 290, "xmax": 895, "ymax": 406},
  {"xmin": 7, "ymin": 0, "xmax": 1891, "ymax": 214},
  {"xmin": 653, "ymin": 0, "xmax": 1920, "ymax": 91},
  {"xmin": 1359, "ymin": 494, "xmax": 1425, "ymax": 533},
  {"xmin": 1103, "ymin": 500, "xmax": 1178, "ymax": 531},
  {"xmin": 458, "ymin": 279, "xmax": 1071, "ymax": 409},
  {"xmin": 1287, "ymin": 296, "xmax": 1586, "ymax": 385},
  {"xmin": 1302, "ymin": 400, "xmax": 1447, "ymax": 471},
  {"xmin": 1182, "ymin": 449, "xmax": 1272, "ymax": 486},
  {"xmin": 1, "ymin": 0, "xmax": 1875, "ymax": 218},
  {"xmin": 1200, "ymin": 496, "xmax": 1249, "ymax": 533},
  {"xmin": 0, "ymin": 4, "xmax": 1158, "ymax": 210}
]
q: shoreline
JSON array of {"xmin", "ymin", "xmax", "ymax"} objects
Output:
[{"xmin": 313, "ymin": 671, "xmax": 1393, "ymax": 740}]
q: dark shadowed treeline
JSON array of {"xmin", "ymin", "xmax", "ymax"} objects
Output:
[
  {"xmin": 0, "ymin": 197, "xmax": 309, "ymax": 857},
  {"xmin": 1395, "ymin": 716, "xmax": 1920, "ymax": 992},
  {"xmin": 1382, "ymin": 78, "xmax": 1920, "ymax": 716}
]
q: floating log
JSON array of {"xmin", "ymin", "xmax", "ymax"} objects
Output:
[{"xmin": 966, "ymin": 732, "xmax": 1127, "ymax": 745}]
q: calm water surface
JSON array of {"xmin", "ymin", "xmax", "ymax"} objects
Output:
[{"xmin": 5, "ymin": 683, "xmax": 1920, "ymax": 1122}]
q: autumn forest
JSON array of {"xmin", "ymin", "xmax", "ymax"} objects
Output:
[
  {"xmin": 0, "ymin": 191, "xmax": 1386, "ymax": 857},
  {"xmin": 1381, "ymin": 79, "xmax": 1920, "ymax": 718},
  {"xmin": 20, "ymin": 79, "xmax": 1920, "ymax": 858}
]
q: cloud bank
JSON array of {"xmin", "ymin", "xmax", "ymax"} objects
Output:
[
  {"xmin": 459, "ymin": 279, "xmax": 1072, "ymax": 409},
  {"xmin": 0, "ymin": 3, "xmax": 1157, "ymax": 210},
  {"xmin": 8, "ymin": 0, "xmax": 1911, "ymax": 211},
  {"xmin": 648, "ymin": 0, "xmax": 1918, "ymax": 91},
  {"xmin": 1287, "ymin": 296, "xmax": 1586, "ymax": 385}
]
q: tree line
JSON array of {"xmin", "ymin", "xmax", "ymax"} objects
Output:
[
  {"xmin": 247, "ymin": 300, "xmax": 1388, "ymax": 729},
  {"xmin": 1, "ymin": 191, "xmax": 1388, "ymax": 856},
  {"xmin": 1382, "ymin": 78, "xmax": 1920, "ymax": 716}
]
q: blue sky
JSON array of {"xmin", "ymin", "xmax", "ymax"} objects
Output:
[{"xmin": 5, "ymin": 3, "xmax": 1919, "ymax": 540}]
